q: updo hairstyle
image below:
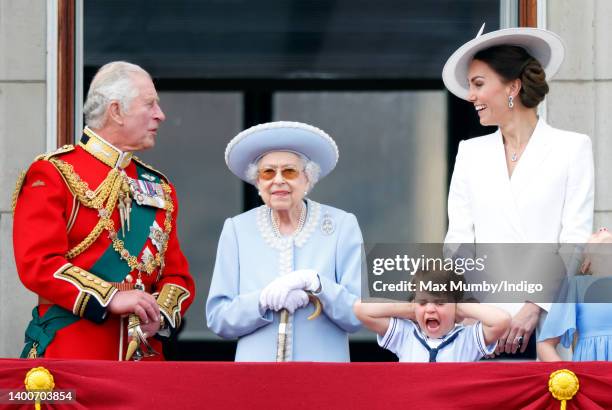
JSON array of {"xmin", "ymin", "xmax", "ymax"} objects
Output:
[{"xmin": 473, "ymin": 45, "xmax": 549, "ymax": 108}]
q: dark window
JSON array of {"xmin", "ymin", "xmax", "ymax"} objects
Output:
[{"xmin": 84, "ymin": 0, "xmax": 499, "ymax": 360}]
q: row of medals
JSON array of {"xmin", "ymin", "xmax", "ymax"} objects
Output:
[{"xmin": 110, "ymin": 171, "xmax": 167, "ymax": 290}]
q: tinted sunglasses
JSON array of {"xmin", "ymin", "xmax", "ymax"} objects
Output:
[{"xmin": 258, "ymin": 166, "xmax": 301, "ymax": 180}]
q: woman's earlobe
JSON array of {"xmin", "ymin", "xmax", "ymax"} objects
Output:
[{"xmin": 511, "ymin": 78, "xmax": 522, "ymax": 95}]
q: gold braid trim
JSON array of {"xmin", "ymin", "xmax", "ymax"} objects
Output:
[
  {"xmin": 54, "ymin": 265, "xmax": 118, "ymax": 308},
  {"xmin": 11, "ymin": 170, "xmax": 27, "ymax": 214},
  {"xmin": 157, "ymin": 284, "xmax": 190, "ymax": 328},
  {"xmin": 11, "ymin": 146, "xmax": 75, "ymax": 214},
  {"xmin": 75, "ymin": 293, "xmax": 91, "ymax": 317},
  {"xmin": 65, "ymin": 176, "xmax": 122, "ymax": 259},
  {"xmin": 48, "ymin": 158, "xmax": 121, "ymax": 209},
  {"xmin": 48, "ymin": 158, "xmax": 124, "ymax": 259},
  {"xmin": 49, "ymin": 157, "xmax": 174, "ymax": 275},
  {"xmin": 40, "ymin": 144, "xmax": 75, "ymax": 161}
]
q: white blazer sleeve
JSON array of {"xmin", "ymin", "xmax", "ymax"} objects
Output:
[
  {"xmin": 445, "ymin": 140, "xmax": 475, "ymax": 244},
  {"xmin": 559, "ymin": 134, "xmax": 594, "ymax": 243},
  {"xmin": 206, "ymin": 218, "xmax": 273, "ymax": 339}
]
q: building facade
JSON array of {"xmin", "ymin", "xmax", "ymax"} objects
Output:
[{"xmin": 0, "ymin": 0, "xmax": 610, "ymax": 358}]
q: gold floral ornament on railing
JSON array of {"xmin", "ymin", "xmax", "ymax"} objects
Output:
[
  {"xmin": 549, "ymin": 369, "xmax": 579, "ymax": 410},
  {"xmin": 24, "ymin": 366, "xmax": 54, "ymax": 410}
]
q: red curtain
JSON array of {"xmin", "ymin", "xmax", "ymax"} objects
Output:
[{"xmin": 0, "ymin": 359, "xmax": 610, "ymax": 409}]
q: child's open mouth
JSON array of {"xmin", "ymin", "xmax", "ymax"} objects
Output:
[{"xmin": 425, "ymin": 318, "xmax": 440, "ymax": 331}]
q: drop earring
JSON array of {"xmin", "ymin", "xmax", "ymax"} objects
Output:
[{"xmin": 508, "ymin": 95, "xmax": 514, "ymax": 109}]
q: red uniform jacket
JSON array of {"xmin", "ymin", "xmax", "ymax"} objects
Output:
[{"xmin": 13, "ymin": 130, "xmax": 195, "ymax": 360}]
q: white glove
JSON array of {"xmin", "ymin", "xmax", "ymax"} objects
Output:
[
  {"xmin": 259, "ymin": 269, "xmax": 320, "ymax": 313},
  {"xmin": 259, "ymin": 279, "xmax": 290, "ymax": 312},
  {"xmin": 259, "ymin": 285, "xmax": 309, "ymax": 313},
  {"xmin": 283, "ymin": 290, "xmax": 310, "ymax": 313},
  {"xmin": 274, "ymin": 269, "xmax": 320, "ymax": 292}
]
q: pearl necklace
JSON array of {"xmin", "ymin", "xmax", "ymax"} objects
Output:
[{"xmin": 270, "ymin": 202, "xmax": 307, "ymax": 238}]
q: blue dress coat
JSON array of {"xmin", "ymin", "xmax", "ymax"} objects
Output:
[{"xmin": 206, "ymin": 199, "xmax": 363, "ymax": 361}]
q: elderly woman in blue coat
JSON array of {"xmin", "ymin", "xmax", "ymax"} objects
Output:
[{"xmin": 206, "ymin": 121, "xmax": 363, "ymax": 361}]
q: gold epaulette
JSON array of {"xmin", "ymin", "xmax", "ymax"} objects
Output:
[
  {"xmin": 21, "ymin": 148, "xmax": 118, "ymax": 259},
  {"xmin": 35, "ymin": 144, "xmax": 75, "ymax": 161},
  {"xmin": 133, "ymin": 156, "xmax": 169, "ymax": 183},
  {"xmin": 11, "ymin": 145, "xmax": 75, "ymax": 214},
  {"xmin": 35, "ymin": 145, "xmax": 77, "ymax": 196}
]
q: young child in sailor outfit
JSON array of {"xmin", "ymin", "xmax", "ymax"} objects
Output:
[{"xmin": 354, "ymin": 269, "xmax": 511, "ymax": 362}]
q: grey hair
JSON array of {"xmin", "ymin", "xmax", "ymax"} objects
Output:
[
  {"xmin": 83, "ymin": 61, "xmax": 151, "ymax": 129},
  {"xmin": 245, "ymin": 153, "xmax": 321, "ymax": 191}
]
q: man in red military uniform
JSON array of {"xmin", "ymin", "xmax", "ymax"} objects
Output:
[{"xmin": 12, "ymin": 61, "xmax": 195, "ymax": 360}]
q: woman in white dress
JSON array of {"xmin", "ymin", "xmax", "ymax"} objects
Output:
[{"xmin": 442, "ymin": 26, "xmax": 594, "ymax": 357}]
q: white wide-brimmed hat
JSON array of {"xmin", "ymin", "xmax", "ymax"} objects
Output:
[
  {"xmin": 442, "ymin": 24, "xmax": 565, "ymax": 100},
  {"xmin": 225, "ymin": 121, "xmax": 339, "ymax": 183}
]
